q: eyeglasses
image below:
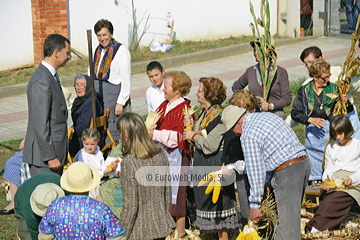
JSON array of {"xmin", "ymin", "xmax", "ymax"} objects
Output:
[
  {"xmin": 75, "ymin": 84, "xmax": 86, "ymax": 88},
  {"xmin": 317, "ymin": 74, "xmax": 331, "ymax": 81},
  {"xmin": 196, "ymin": 89, "xmax": 204, "ymax": 94}
]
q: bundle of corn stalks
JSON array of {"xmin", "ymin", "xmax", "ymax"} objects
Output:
[
  {"xmin": 302, "ymin": 227, "xmax": 360, "ymax": 240},
  {"xmin": 249, "ymin": 0, "xmax": 277, "ymax": 102},
  {"xmin": 236, "ymin": 194, "xmax": 278, "ymax": 240},
  {"xmin": 333, "ymin": 15, "xmax": 360, "ymax": 116},
  {"xmin": 145, "ymin": 109, "xmax": 163, "ymax": 130}
]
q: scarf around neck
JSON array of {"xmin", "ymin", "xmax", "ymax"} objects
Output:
[
  {"xmin": 93, "ymin": 39, "xmax": 121, "ymax": 81},
  {"xmin": 72, "ymin": 75, "xmax": 103, "ymax": 113},
  {"xmin": 304, "ymin": 81, "xmax": 338, "ymax": 116},
  {"xmin": 194, "ymin": 104, "xmax": 223, "ymax": 134}
]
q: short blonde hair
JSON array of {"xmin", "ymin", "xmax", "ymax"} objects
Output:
[
  {"xmin": 229, "ymin": 89, "xmax": 257, "ymax": 113},
  {"xmin": 308, "ymin": 59, "xmax": 330, "ymax": 78},
  {"xmin": 163, "ymin": 71, "xmax": 192, "ymax": 97}
]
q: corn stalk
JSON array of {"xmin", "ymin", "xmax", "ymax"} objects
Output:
[
  {"xmin": 333, "ymin": 15, "xmax": 360, "ymax": 116},
  {"xmin": 249, "ymin": 0, "xmax": 277, "ymax": 101}
]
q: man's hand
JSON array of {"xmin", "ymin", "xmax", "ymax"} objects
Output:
[
  {"xmin": 48, "ymin": 158, "xmax": 61, "ymax": 170},
  {"xmin": 308, "ymin": 117, "xmax": 325, "ymax": 128},
  {"xmin": 115, "ymin": 103, "xmax": 123, "ymax": 116},
  {"xmin": 260, "ymin": 101, "xmax": 270, "ymax": 112},
  {"xmin": 19, "ymin": 138, "xmax": 25, "ymax": 151},
  {"xmin": 250, "ymin": 208, "xmax": 262, "ymax": 224}
]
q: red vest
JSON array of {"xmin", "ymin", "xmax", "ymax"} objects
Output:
[{"xmin": 156, "ymin": 99, "xmax": 192, "ymax": 156}]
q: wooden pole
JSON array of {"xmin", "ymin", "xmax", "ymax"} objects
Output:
[
  {"xmin": 87, "ymin": 29, "xmax": 97, "ymax": 128},
  {"xmin": 169, "ymin": 20, "xmax": 175, "ymax": 43}
]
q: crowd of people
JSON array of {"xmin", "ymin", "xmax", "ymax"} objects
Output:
[{"xmin": 1, "ymin": 18, "xmax": 360, "ymax": 240}]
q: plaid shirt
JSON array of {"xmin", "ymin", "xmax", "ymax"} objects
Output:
[{"xmin": 241, "ymin": 112, "xmax": 306, "ymax": 209}]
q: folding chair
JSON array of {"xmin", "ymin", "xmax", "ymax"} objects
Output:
[{"xmin": 90, "ymin": 108, "xmax": 117, "ymax": 153}]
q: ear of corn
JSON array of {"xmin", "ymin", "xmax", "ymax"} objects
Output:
[
  {"xmin": 198, "ymin": 171, "xmax": 217, "ymax": 186},
  {"xmin": 205, "ymin": 179, "xmax": 216, "ymax": 194},
  {"xmin": 145, "ymin": 109, "xmax": 163, "ymax": 130},
  {"xmin": 212, "ymin": 179, "xmax": 222, "ymax": 203}
]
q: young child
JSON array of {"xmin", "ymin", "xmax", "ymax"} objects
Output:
[
  {"xmin": 75, "ymin": 128, "xmax": 120, "ymax": 178},
  {"xmin": 305, "ymin": 114, "xmax": 360, "ymax": 233}
]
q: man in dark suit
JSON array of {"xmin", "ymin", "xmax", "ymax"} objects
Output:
[{"xmin": 24, "ymin": 34, "xmax": 71, "ymax": 176}]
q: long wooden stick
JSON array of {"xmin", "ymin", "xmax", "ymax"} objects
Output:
[{"xmin": 87, "ymin": 29, "xmax": 97, "ymax": 128}]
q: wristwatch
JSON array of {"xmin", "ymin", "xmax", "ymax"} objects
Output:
[{"xmin": 270, "ymin": 103, "xmax": 274, "ymax": 111}]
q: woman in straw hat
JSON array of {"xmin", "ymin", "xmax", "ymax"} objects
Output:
[
  {"xmin": 38, "ymin": 162, "xmax": 125, "ymax": 239},
  {"xmin": 117, "ymin": 112, "xmax": 176, "ymax": 240}
]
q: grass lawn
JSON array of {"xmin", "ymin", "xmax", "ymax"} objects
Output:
[{"xmin": 0, "ymin": 35, "xmax": 257, "ymax": 88}]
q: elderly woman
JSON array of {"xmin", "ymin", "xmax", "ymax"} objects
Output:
[
  {"xmin": 291, "ymin": 59, "xmax": 353, "ymax": 184},
  {"xmin": 221, "ymin": 90, "xmax": 258, "ymax": 227},
  {"xmin": 183, "ymin": 77, "xmax": 235, "ymax": 240},
  {"xmin": 70, "ymin": 74, "xmax": 104, "ymax": 155},
  {"xmin": 149, "ymin": 71, "xmax": 192, "ymax": 239},
  {"xmin": 92, "ymin": 19, "xmax": 131, "ymax": 143},
  {"xmin": 118, "ymin": 112, "xmax": 176, "ymax": 240},
  {"xmin": 232, "ymin": 40, "xmax": 291, "ymax": 119}
]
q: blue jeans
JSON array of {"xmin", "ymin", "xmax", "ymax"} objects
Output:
[{"xmin": 346, "ymin": 0, "xmax": 360, "ymax": 30}]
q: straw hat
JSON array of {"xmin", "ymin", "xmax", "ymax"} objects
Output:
[
  {"xmin": 30, "ymin": 183, "xmax": 65, "ymax": 216},
  {"xmin": 60, "ymin": 162, "xmax": 100, "ymax": 193},
  {"xmin": 221, "ymin": 105, "xmax": 247, "ymax": 131}
]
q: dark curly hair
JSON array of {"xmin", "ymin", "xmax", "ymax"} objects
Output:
[{"xmin": 199, "ymin": 77, "xmax": 227, "ymax": 105}]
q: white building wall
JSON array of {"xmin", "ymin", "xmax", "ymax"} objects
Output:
[
  {"xmin": 69, "ymin": 0, "xmax": 278, "ymax": 55},
  {"xmin": 0, "ymin": 0, "xmax": 278, "ymax": 71},
  {"xmin": 0, "ymin": 1, "xmax": 34, "ymax": 71}
]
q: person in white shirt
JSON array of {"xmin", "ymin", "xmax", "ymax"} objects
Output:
[
  {"xmin": 145, "ymin": 61, "xmax": 166, "ymax": 113},
  {"xmin": 305, "ymin": 114, "xmax": 360, "ymax": 233},
  {"xmin": 92, "ymin": 19, "xmax": 131, "ymax": 142}
]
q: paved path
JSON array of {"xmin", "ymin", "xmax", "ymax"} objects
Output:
[{"xmin": 0, "ymin": 36, "xmax": 358, "ymax": 142}]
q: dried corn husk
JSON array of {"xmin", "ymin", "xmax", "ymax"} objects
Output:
[
  {"xmin": 183, "ymin": 105, "xmax": 198, "ymax": 131},
  {"xmin": 333, "ymin": 15, "xmax": 360, "ymax": 116},
  {"xmin": 145, "ymin": 109, "xmax": 163, "ymax": 130},
  {"xmin": 165, "ymin": 229, "xmax": 201, "ymax": 240},
  {"xmin": 249, "ymin": 0, "xmax": 277, "ymax": 101}
]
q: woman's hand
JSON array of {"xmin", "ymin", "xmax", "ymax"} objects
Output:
[
  {"xmin": 184, "ymin": 115, "xmax": 193, "ymax": 127},
  {"xmin": 260, "ymin": 101, "xmax": 270, "ymax": 112},
  {"xmin": 115, "ymin": 103, "xmax": 123, "ymax": 116},
  {"xmin": 308, "ymin": 117, "xmax": 326, "ymax": 128},
  {"xmin": 148, "ymin": 129, "xmax": 154, "ymax": 139},
  {"xmin": 343, "ymin": 177, "xmax": 352, "ymax": 186},
  {"xmin": 183, "ymin": 129, "xmax": 195, "ymax": 141},
  {"xmin": 321, "ymin": 180, "xmax": 331, "ymax": 191}
]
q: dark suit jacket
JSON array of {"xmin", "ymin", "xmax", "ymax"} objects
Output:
[{"xmin": 24, "ymin": 64, "xmax": 68, "ymax": 168}]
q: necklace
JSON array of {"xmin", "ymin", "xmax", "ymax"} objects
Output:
[{"xmin": 315, "ymin": 93, "xmax": 323, "ymax": 110}]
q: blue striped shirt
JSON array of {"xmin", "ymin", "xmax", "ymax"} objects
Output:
[{"xmin": 241, "ymin": 112, "xmax": 306, "ymax": 209}]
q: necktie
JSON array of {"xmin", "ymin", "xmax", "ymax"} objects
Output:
[{"xmin": 54, "ymin": 72, "xmax": 62, "ymax": 89}]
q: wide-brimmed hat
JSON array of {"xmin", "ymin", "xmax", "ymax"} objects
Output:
[
  {"xmin": 221, "ymin": 105, "xmax": 247, "ymax": 131},
  {"xmin": 30, "ymin": 183, "xmax": 65, "ymax": 216},
  {"xmin": 60, "ymin": 162, "xmax": 100, "ymax": 193}
]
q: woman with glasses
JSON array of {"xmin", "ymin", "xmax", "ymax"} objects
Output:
[
  {"xmin": 70, "ymin": 74, "xmax": 104, "ymax": 155},
  {"xmin": 291, "ymin": 59, "xmax": 353, "ymax": 185}
]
